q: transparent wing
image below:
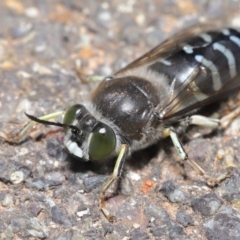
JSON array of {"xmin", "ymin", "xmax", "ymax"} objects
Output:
[
  {"xmin": 115, "ymin": 22, "xmax": 224, "ymax": 74},
  {"xmin": 115, "ymin": 22, "xmax": 239, "ymax": 122},
  {"xmin": 160, "ymin": 63, "xmax": 240, "ymax": 121}
]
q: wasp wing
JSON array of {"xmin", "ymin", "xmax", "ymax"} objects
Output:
[
  {"xmin": 155, "ymin": 28, "xmax": 240, "ymax": 120},
  {"xmin": 115, "ymin": 22, "xmax": 223, "ymax": 74},
  {"xmin": 114, "ymin": 23, "xmax": 240, "ymax": 122},
  {"xmin": 161, "ymin": 67, "xmax": 240, "ymax": 121}
]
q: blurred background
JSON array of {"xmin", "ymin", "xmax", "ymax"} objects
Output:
[{"xmin": 1, "ymin": 1, "xmax": 240, "ymax": 239}]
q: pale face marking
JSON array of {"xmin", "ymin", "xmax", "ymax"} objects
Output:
[
  {"xmin": 195, "ymin": 55, "xmax": 222, "ymax": 91},
  {"xmin": 213, "ymin": 42, "xmax": 236, "ymax": 78},
  {"xmin": 66, "ymin": 140, "xmax": 83, "ymax": 158}
]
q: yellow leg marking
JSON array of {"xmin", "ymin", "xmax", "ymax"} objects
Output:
[
  {"xmin": 100, "ymin": 144, "xmax": 128, "ymax": 222},
  {"xmin": 101, "ymin": 144, "xmax": 128, "ymax": 195}
]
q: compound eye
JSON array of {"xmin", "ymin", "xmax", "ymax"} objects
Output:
[
  {"xmin": 88, "ymin": 123, "xmax": 116, "ymax": 161},
  {"xmin": 63, "ymin": 104, "xmax": 82, "ymax": 125}
]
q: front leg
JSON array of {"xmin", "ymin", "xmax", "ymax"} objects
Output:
[{"xmin": 100, "ymin": 144, "xmax": 129, "ymax": 222}]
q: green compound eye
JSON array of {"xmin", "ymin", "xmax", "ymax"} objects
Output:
[
  {"xmin": 88, "ymin": 123, "xmax": 116, "ymax": 161},
  {"xmin": 63, "ymin": 104, "xmax": 82, "ymax": 125}
]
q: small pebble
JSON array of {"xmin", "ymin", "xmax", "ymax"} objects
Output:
[
  {"xmin": 176, "ymin": 210, "xmax": 193, "ymax": 227},
  {"xmin": 192, "ymin": 193, "xmax": 222, "ymax": 216},
  {"xmin": 19, "ymin": 148, "xmax": 29, "ymax": 156},
  {"xmin": 160, "ymin": 181, "xmax": 188, "ymax": 203},
  {"xmin": 133, "ymin": 223, "xmax": 140, "ymax": 229},
  {"xmin": 97, "ymin": 10, "xmax": 111, "ymax": 23},
  {"xmin": 127, "ymin": 171, "xmax": 141, "ymax": 181},
  {"xmin": 10, "ymin": 171, "xmax": 24, "ymax": 184},
  {"xmin": 76, "ymin": 208, "xmax": 90, "ymax": 217},
  {"xmin": 25, "ymin": 7, "xmax": 39, "ymax": 18},
  {"xmin": 51, "ymin": 206, "xmax": 72, "ymax": 228},
  {"xmin": 1, "ymin": 194, "xmax": 13, "ymax": 207},
  {"xmin": 83, "ymin": 175, "xmax": 107, "ymax": 192},
  {"xmin": 44, "ymin": 172, "xmax": 65, "ymax": 188},
  {"xmin": 204, "ymin": 210, "xmax": 240, "ymax": 240},
  {"xmin": 10, "ymin": 22, "xmax": 32, "ymax": 39},
  {"xmin": 27, "ymin": 217, "xmax": 49, "ymax": 238},
  {"xmin": 25, "ymin": 178, "xmax": 45, "ymax": 190}
]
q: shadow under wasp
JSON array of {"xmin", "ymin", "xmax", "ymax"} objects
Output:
[{"xmin": 2, "ymin": 23, "xmax": 240, "ymax": 221}]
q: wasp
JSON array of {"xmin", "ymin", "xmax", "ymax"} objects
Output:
[{"xmin": 2, "ymin": 24, "xmax": 240, "ymax": 221}]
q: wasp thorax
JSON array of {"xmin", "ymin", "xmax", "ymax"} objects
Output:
[{"xmin": 63, "ymin": 104, "xmax": 116, "ymax": 161}]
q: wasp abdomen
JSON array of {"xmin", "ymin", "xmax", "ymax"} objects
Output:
[
  {"xmin": 91, "ymin": 76, "xmax": 160, "ymax": 140},
  {"xmin": 149, "ymin": 28, "xmax": 240, "ymax": 102}
]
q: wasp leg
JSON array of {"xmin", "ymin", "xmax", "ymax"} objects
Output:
[
  {"xmin": 185, "ymin": 115, "xmax": 232, "ymax": 185},
  {"xmin": 76, "ymin": 70, "xmax": 104, "ymax": 83},
  {"xmin": 181, "ymin": 109, "xmax": 240, "ymax": 130},
  {"xmin": 163, "ymin": 127, "xmax": 230, "ymax": 186},
  {"xmin": 220, "ymin": 106, "xmax": 240, "ymax": 129},
  {"xmin": 0, "ymin": 111, "xmax": 65, "ymax": 143},
  {"xmin": 163, "ymin": 127, "xmax": 206, "ymax": 175},
  {"xmin": 100, "ymin": 144, "xmax": 128, "ymax": 222},
  {"xmin": 181, "ymin": 115, "xmax": 220, "ymax": 129},
  {"xmin": 84, "ymin": 75, "xmax": 104, "ymax": 82}
]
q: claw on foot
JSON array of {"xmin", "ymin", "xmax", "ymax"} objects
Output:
[
  {"xmin": 0, "ymin": 130, "xmax": 25, "ymax": 143},
  {"xmin": 101, "ymin": 206, "xmax": 117, "ymax": 223},
  {"xmin": 204, "ymin": 169, "xmax": 232, "ymax": 187}
]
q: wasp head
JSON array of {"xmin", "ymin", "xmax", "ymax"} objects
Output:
[
  {"xmin": 61, "ymin": 104, "xmax": 117, "ymax": 161},
  {"xmin": 26, "ymin": 104, "xmax": 117, "ymax": 161}
]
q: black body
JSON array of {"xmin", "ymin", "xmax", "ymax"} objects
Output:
[
  {"xmin": 91, "ymin": 76, "xmax": 160, "ymax": 141},
  {"xmin": 86, "ymin": 28, "xmax": 240, "ymax": 149}
]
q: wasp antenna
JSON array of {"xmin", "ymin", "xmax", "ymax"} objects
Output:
[
  {"xmin": 25, "ymin": 112, "xmax": 66, "ymax": 128},
  {"xmin": 25, "ymin": 112, "xmax": 80, "ymax": 133}
]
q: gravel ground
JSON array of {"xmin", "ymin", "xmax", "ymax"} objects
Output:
[{"xmin": 1, "ymin": 0, "xmax": 240, "ymax": 239}]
